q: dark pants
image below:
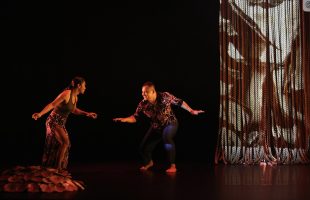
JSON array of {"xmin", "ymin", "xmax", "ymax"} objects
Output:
[{"xmin": 139, "ymin": 122, "xmax": 178, "ymax": 165}]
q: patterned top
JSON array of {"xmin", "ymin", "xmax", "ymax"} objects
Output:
[{"xmin": 133, "ymin": 92, "xmax": 183, "ymax": 129}]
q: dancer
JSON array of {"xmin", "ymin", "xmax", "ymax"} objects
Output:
[
  {"xmin": 32, "ymin": 76, "xmax": 97, "ymax": 170},
  {"xmin": 0, "ymin": 76, "xmax": 97, "ymax": 192},
  {"xmin": 113, "ymin": 81, "xmax": 204, "ymax": 173}
]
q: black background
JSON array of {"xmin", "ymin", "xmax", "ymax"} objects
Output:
[{"xmin": 1, "ymin": 0, "xmax": 219, "ymax": 166}]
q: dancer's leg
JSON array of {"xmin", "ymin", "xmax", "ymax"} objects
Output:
[{"xmin": 162, "ymin": 123, "xmax": 178, "ymax": 173}]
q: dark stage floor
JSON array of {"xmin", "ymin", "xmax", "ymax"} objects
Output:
[{"xmin": 1, "ymin": 162, "xmax": 310, "ymax": 200}]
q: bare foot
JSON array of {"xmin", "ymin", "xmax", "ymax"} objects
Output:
[
  {"xmin": 165, "ymin": 164, "xmax": 177, "ymax": 173},
  {"xmin": 140, "ymin": 160, "xmax": 154, "ymax": 171}
]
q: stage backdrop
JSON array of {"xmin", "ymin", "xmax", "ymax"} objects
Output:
[{"xmin": 216, "ymin": 0, "xmax": 310, "ymax": 164}]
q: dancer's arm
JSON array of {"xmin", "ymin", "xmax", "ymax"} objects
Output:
[
  {"xmin": 72, "ymin": 107, "xmax": 97, "ymax": 119},
  {"xmin": 181, "ymin": 101, "xmax": 205, "ymax": 115},
  {"xmin": 113, "ymin": 115, "xmax": 137, "ymax": 123},
  {"xmin": 32, "ymin": 90, "xmax": 68, "ymax": 120}
]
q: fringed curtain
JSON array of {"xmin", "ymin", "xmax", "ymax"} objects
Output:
[{"xmin": 216, "ymin": 0, "xmax": 310, "ymax": 164}]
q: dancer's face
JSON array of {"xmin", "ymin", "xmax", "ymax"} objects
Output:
[
  {"xmin": 142, "ymin": 86, "xmax": 156, "ymax": 103},
  {"xmin": 78, "ymin": 81, "xmax": 86, "ymax": 94}
]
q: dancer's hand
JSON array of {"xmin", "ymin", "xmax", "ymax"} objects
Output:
[
  {"xmin": 86, "ymin": 112, "xmax": 98, "ymax": 119},
  {"xmin": 189, "ymin": 110, "xmax": 205, "ymax": 115},
  {"xmin": 113, "ymin": 118, "xmax": 125, "ymax": 122},
  {"xmin": 32, "ymin": 113, "xmax": 41, "ymax": 120}
]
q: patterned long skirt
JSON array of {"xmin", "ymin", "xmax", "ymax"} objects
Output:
[
  {"xmin": 0, "ymin": 111, "xmax": 86, "ymax": 193},
  {"xmin": 42, "ymin": 111, "xmax": 71, "ymax": 170}
]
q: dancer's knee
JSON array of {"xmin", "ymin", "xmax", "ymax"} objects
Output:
[{"xmin": 164, "ymin": 143, "xmax": 174, "ymax": 151}]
